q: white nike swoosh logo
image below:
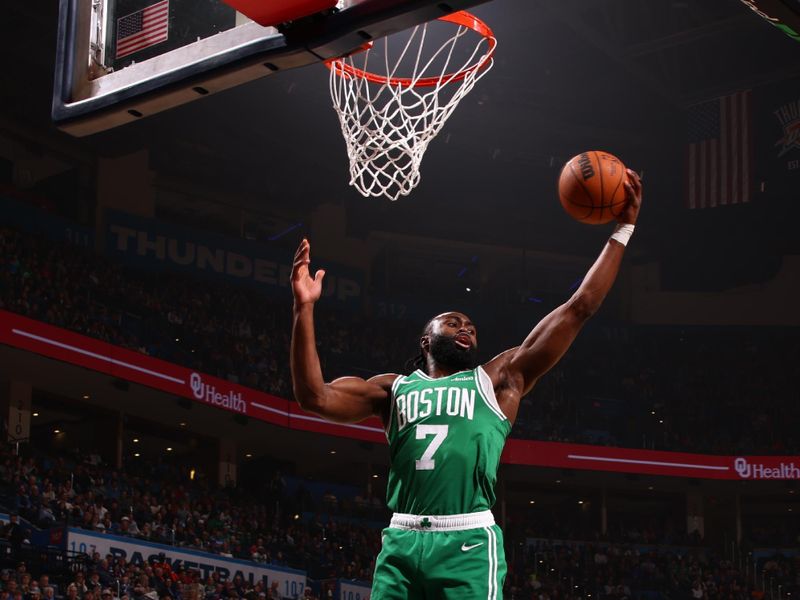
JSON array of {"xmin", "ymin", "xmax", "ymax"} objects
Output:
[{"xmin": 461, "ymin": 542, "xmax": 484, "ymax": 551}]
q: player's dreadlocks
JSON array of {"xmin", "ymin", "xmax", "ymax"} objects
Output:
[{"xmin": 404, "ymin": 318, "xmax": 434, "ymax": 375}]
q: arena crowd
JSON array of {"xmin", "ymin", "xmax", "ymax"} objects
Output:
[
  {"xmin": 0, "ymin": 444, "xmax": 380, "ymax": 584},
  {"xmin": 2, "ymin": 441, "xmax": 799, "ymax": 600},
  {"xmin": 2, "ymin": 226, "xmax": 798, "ymax": 456}
]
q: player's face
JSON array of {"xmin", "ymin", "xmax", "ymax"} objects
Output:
[{"xmin": 423, "ymin": 312, "xmax": 478, "ymax": 371}]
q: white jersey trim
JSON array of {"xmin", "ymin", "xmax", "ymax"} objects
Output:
[
  {"xmin": 475, "ymin": 366, "xmax": 508, "ymax": 421},
  {"xmin": 386, "ymin": 374, "xmax": 405, "ymax": 439},
  {"xmin": 414, "ymin": 369, "xmax": 432, "ymax": 380},
  {"xmin": 484, "ymin": 526, "xmax": 499, "ymax": 600},
  {"xmin": 414, "ymin": 368, "xmax": 472, "ymax": 381}
]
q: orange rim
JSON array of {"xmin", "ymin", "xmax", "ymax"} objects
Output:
[{"xmin": 325, "ymin": 11, "xmax": 495, "ymax": 88}]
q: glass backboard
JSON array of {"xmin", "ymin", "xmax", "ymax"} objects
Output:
[{"xmin": 52, "ymin": 0, "xmax": 490, "ymax": 136}]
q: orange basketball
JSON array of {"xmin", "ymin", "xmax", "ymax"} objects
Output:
[{"xmin": 558, "ymin": 151, "xmax": 629, "ymax": 225}]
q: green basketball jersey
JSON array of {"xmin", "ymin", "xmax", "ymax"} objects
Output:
[{"xmin": 385, "ymin": 367, "xmax": 511, "ymax": 515}]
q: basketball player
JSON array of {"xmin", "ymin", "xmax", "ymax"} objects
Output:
[{"xmin": 290, "ymin": 170, "xmax": 642, "ymax": 599}]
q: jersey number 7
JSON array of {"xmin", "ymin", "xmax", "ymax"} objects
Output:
[{"xmin": 415, "ymin": 424, "xmax": 449, "ymax": 470}]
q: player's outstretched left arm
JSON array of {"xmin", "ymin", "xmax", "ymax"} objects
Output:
[{"xmin": 485, "ymin": 170, "xmax": 642, "ymax": 421}]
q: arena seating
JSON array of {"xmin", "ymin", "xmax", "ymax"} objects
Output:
[{"xmin": 2, "ymin": 226, "xmax": 798, "ymax": 455}]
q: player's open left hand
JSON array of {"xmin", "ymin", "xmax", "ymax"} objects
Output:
[
  {"xmin": 292, "ymin": 238, "xmax": 325, "ymax": 307},
  {"xmin": 618, "ymin": 169, "xmax": 643, "ymax": 225}
]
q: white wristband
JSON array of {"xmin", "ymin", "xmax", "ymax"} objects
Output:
[{"xmin": 610, "ymin": 223, "xmax": 635, "ymax": 247}]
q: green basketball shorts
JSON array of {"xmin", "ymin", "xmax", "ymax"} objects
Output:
[{"xmin": 370, "ymin": 510, "xmax": 506, "ymax": 599}]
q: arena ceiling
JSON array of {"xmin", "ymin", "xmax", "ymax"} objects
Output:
[{"xmin": 2, "ymin": 0, "xmax": 799, "ymax": 257}]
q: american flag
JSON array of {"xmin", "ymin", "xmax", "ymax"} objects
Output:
[
  {"xmin": 686, "ymin": 90, "xmax": 752, "ymax": 209},
  {"xmin": 116, "ymin": 0, "xmax": 170, "ymax": 59}
]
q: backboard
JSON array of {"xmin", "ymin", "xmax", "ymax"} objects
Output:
[{"xmin": 52, "ymin": 0, "xmax": 491, "ymax": 136}]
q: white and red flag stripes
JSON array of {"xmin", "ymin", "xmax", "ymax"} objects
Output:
[
  {"xmin": 115, "ymin": 0, "xmax": 169, "ymax": 59},
  {"xmin": 686, "ymin": 90, "xmax": 753, "ymax": 209}
]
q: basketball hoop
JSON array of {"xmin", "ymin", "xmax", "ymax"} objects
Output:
[{"xmin": 327, "ymin": 11, "xmax": 496, "ymax": 200}]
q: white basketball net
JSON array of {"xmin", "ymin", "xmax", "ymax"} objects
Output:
[{"xmin": 328, "ymin": 12, "xmax": 495, "ymax": 200}]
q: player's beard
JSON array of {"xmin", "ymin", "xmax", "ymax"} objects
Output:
[{"xmin": 427, "ymin": 333, "xmax": 478, "ymax": 372}]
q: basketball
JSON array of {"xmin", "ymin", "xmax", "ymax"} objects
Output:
[{"xmin": 558, "ymin": 151, "xmax": 629, "ymax": 225}]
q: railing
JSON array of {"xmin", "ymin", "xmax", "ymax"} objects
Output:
[{"xmin": 0, "ymin": 540, "xmax": 88, "ymax": 577}]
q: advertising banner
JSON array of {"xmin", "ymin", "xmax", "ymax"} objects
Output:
[
  {"xmin": 0, "ymin": 195, "xmax": 93, "ymax": 247},
  {"xmin": 502, "ymin": 439, "xmax": 800, "ymax": 480},
  {"xmin": 754, "ymin": 77, "xmax": 800, "ymax": 201},
  {"xmin": 2, "ymin": 309, "xmax": 798, "ymax": 480},
  {"xmin": 337, "ymin": 580, "xmax": 371, "ymax": 600},
  {"xmin": 0, "ymin": 310, "xmax": 387, "ymax": 443},
  {"xmin": 68, "ymin": 529, "xmax": 307, "ymax": 599},
  {"xmin": 105, "ymin": 210, "xmax": 363, "ymax": 308}
]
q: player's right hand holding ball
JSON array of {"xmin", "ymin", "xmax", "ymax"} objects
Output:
[{"xmin": 619, "ymin": 168, "xmax": 642, "ymax": 225}]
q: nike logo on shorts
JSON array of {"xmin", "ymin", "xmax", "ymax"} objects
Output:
[{"xmin": 461, "ymin": 542, "xmax": 484, "ymax": 552}]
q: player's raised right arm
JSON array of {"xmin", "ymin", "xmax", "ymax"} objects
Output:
[{"xmin": 290, "ymin": 239, "xmax": 393, "ymax": 424}]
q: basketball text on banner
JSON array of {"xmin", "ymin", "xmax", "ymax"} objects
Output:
[
  {"xmin": 67, "ymin": 529, "xmax": 307, "ymax": 597},
  {"xmin": 338, "ymin": 579, "xmax": 372, "ymax": 600}
]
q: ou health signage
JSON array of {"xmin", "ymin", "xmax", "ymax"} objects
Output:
[
  {"xmin": 68, "ymin": 529, "xmax": 307, "ymax": 599},
  {"xmin": 2, "ymin": 309, "xmax": 799, "ymax": 480},
  {"xmin": 502, "ymin": 440, "xmax": 800, "ymax": 480},
  {"xmin": 0, "ymin": 310, "xmax": 387, "ymax": 443}
]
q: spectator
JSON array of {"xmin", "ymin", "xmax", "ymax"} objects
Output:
[
  {"xmin": 266, "ymin": 583, "xmax": 279, "ymax": 600},
  {"xmin": 2, "ymin": 582, "xmax": 18, "ymax": 600},
  {"xmin": 1, "ymin": 514, "xmax": 26, "ymax": 549},
  {"xmin": 71, "ymin": 575, "xmax": 87, "ymax": 598},
  {"xmin": 3, "ymin": 225, "xmax": 800, "ymax": 455}
]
